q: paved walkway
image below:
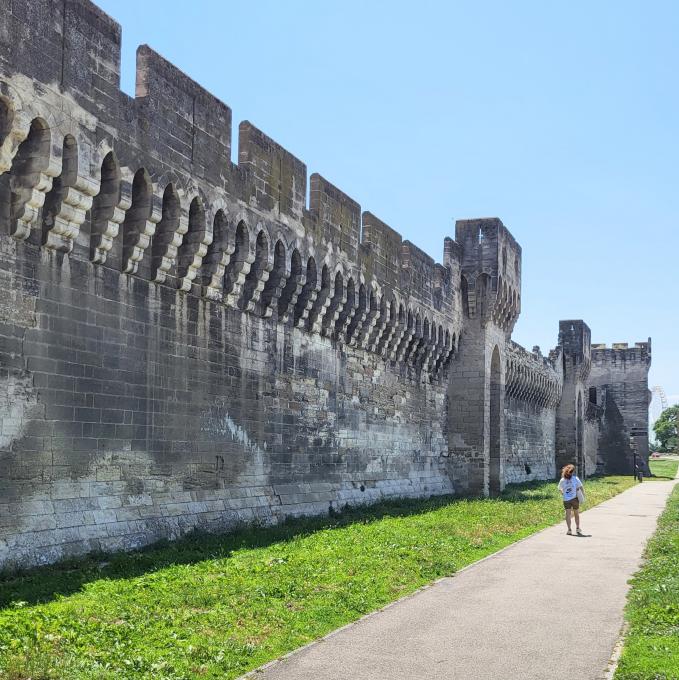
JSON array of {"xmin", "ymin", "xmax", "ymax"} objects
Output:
[{"xmin": 249, "ymin": 478, "xmax": 677, "ymax": 680}]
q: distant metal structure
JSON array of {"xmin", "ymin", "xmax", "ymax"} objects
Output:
[
  {"xmin": 650, "ymin": 385, "xmax": 669, "ymax": 432},
  {"xmin": 653, "ymin": 385, "xmax": 668, "ymax": 412}
]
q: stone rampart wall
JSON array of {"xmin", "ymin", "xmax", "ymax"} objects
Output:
[
  {"xmin": 503, "ymin": 341, "xmax": 561, "ymax": 483},
  {"xmin": 0, "ymin": 0, "xmax": 462, "ymax": 569},
  {"xmin": 0, "ymin": 234, "xmax": 453, "ymax": 569},
  {"xmin": 0, "ymin": 0, "xmax": 654, "ymax": 570}
]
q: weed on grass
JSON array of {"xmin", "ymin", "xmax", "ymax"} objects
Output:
[
  {"xmin": 615, "ymin": 483, "xmax": 679, "ymax": 680},
  {"xmin": 0, "ymin": 476, "xmax": 634, "ymax": 680}
]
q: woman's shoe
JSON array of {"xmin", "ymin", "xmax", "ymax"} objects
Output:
[{"xmin": 566, "ymin": 530, "xmax": 572, "ymax": 535}]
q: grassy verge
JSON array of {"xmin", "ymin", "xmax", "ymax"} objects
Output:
[
  {"xmin": 0, "ymin": 476, "xmax": 634, "ymax": 680},
  {"xmin": 649, "ymin": 458, "xmax": 679, "ymax": 480},
  {"xmin": 615, "ymin": 483, "xmax": 679, "ymax": 680}
]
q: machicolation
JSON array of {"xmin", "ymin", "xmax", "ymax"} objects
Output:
[{"xmin": 0, "ymin": 0, "xmax": 651, "ymax": 569}]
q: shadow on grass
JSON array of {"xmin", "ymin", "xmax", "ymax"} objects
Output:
[
  {"xmin": 500, "ymin": 474, "xmax": 616, "ymax": 502},
  {"xmin": 0, "ymin": 478, "xmax": 561, "ymax": 610}
]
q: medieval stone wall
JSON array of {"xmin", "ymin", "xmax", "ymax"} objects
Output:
[
  {"xmin": 0, "ymin": 234, "xmax": 454, "ymax": 569},
  {"xmin": 0, "ymin": 0, "xmax": 466, "ymax": 569},
  {"xmin": 503, "ymin": 342, "xmax": 562, "ymax": 484},
  {"xmin": 0, "ymin": 0, "xmax": 652, "ymax": 570}
]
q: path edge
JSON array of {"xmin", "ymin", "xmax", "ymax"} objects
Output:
[
  {"xmin": 601, "ymin": 465, "xmax": 679, "ymax": 680},
  {"xmin": 239, "ymin": 482, "xmax": 645, "ymax": 679}
]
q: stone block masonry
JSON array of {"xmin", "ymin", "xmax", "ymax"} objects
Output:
[
  {"xmin": 0, "ymin": 0, "xmax": 651, "ymax": 569},
  {"xmin": 504, "ymin": 342, "xmax": 562, "ymax": 484},
  {"xmin": 589, "ymin": 341, "xmax": 652, "ymax": 475}
]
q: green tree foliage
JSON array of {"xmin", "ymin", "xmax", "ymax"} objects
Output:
[{"xmin": 653, "ymin": 405, "xmax": 679, "ymax": 453}]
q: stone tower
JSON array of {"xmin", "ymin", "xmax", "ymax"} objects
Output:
[
  {"xmin": 554, "ymin": 320, "xmax": 592, "ymax": 477},
  {"xmin": 446, "ymin": 218, "xmax": 521, "ymax": 496},
  {"xmin": 589, "ymin": 340, "xmax": 652, "ymax": 475}
]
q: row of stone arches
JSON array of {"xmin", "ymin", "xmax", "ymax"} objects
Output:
[
  {"xmin": 92, "ymin": 153, "xmax": 213, "ymax": 291},
  {"xmin": 0, "ymin": 110, "xmax": 459, "ymax": 378},
  {"xmin": 491, "ymin": 277, "xmax": 520, "ymax": 330},
  {"xmin": 505, "ymin": 356, "xmax": 562, "ymax": 408},
  {"xmin": 0, "ymin": 115, "xmax": 211, "ymax": 290},
  {"xmin": 205, "ymin": 225, "xmax": 460, "ymax": 377}
]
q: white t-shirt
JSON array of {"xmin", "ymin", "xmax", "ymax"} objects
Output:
[{"xmin": 558, "ymin": 475, "xmax": 582, "ymax": 501}]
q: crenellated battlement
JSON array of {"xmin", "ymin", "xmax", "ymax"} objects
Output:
[
  {"xmin": 0, "ymin": 0, "xmax": 488, "ymax": 378},
  {"xmin": 455, "ymin": 218, "xmax": 521, "ymax": 332},
  {"xmin": 0, "ymin": 0, "xmax": 527, "ymax": 394},
  {"xmin": 557, "ymin": 320, "xmax": 592, "ymax": 381},
  {"xmin": 589, "ymin": 338, "xmax": 652, "ymax": 475},
  {"xmin": 591, "ymin": 340, "xmax": 652, "ymax": 367},
  {"xmin": 0, "ymin": 0, "xmax": 653, "ymax": 570}
]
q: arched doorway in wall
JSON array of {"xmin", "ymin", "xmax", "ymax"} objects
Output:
[
  {"xmin": 576, "ymin": 392, "xmax": 584, "ymax": 478},
  {"xmin": 489, "ymin": 346, "xmax": 502, "ymax": 496}
]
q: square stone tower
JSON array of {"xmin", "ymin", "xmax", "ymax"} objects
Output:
[
  {"xmin": 446, "ymin": 218, "xmax": 521, "ymax": 496},
  {"xmin": 589, "ymin": 340, "xmax": 652, "ymax": 474},
  {"xmin": 554, "ymin": 320, "xmax": 592, "ymax": 476}
]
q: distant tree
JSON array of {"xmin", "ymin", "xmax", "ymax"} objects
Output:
[
  {"xmin": 653, "ymin": 405, "xmax": 679, "ymax": 453},
  {"xmin": 649, "ymin": 439, "xmax": 660, "ymax": 453}
]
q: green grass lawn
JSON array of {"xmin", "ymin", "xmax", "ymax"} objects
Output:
[
  {"xmin": 649, "ymin": 458, "xmax": 679, "ymax": 480},
  {"xmin": 615, "ymin": 483, "xmax": 679, "ymax": 680},
  {"xmin": 0, "ymin": 476, "xmax": 634, "ymax": 680}
]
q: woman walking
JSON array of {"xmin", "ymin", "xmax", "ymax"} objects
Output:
[{"xmin": 558, "ymin": 464, "xmax": 584, "ymax": 536}]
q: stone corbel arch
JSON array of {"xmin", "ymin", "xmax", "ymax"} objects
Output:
[
  {"xmin": 366, "ymin": 287, "xmax": 391, "ymax": 353},
  {"xmin": 0, "ymin": 84, "xmax": 33, "ymax": 175},
  {"xmin": 277, "ymin": 244, "xmax": 304, "ymax": 323},
  {"xmin": 177, "ymin": 191, "xmax": 213, "ymax": 292},
  {"xmin": 403, "ymin": 309, "xmax": 424, "ymax": 365},
  {"xmin": 241, "ymin": 222, "xmax": 274, "ymax": 311},
  {"xmin": 293, "ymin": 253, "xmax": 320, "ymax": 328},
  {"xmin": 345, "ymin": 277, "xmax": 368, "ymax": 346},
  {"xmin": 334, "ymin": 269, "xmax": 359, "ymax": 343},
  {"xmin": 223, "ymin": 216, "xmax": 255, "ymax": 308},
  {"xmin": 426, "ymin": 323, "xmax": 445, "ymax": 377},
  {"xmin": 257, "ymin": 231, "xmax": 289, "ymax": 317},
  {"xmin": 394, "ymin": 305, "xmax": 415, "ymax": 363},
  {"xmin": 41, "ymin": 124, "xmax": 101, "ymax": 253},
  {"xmin": 121, "ymin": 168, "xmax": 162, "ymax": 275},
  {"xmin": 375, "ymin": 290, "xmax": 398, "ymax": 357},
  {"xmin": 200, "ymin": 200, "xmax": 233, "ymax": 300},
  {"xmin": 150, "ymin": 172, "xmax": 187, "ymax": 283},
  {"xmin": 355, "ymin": 280, "xmax": 380, "ymax": 350},
  {"xmin": 90, "ymin": 145, "xmax": 134, "ymax": 265},
  {"xmin": 418, "ymin": 315, "xmax": 438, "ymax": 373},
  {"xmin": 5, "ymin": 111, "xmax": 62, "ymax": 241},
  {"xmin": 306, "ymin": 256, "xmax": 332, "ymax": 334},
  {"xmin": 385, "ymin": 294, "xmax": 407, "ymax": 361}
]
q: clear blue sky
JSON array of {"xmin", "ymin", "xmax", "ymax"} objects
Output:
[{"xmin": 97, "ymin": 0, "xmax": 679, "ymax": 409}]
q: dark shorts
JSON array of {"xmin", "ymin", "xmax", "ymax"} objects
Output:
[{"xmin": 563, "ymin": 497, "xmax": 580, "ymax": 510}]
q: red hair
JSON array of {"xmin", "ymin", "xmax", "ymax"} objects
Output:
[{"xmin": 562, "ymin": 464, "xmax": 575, "ymax": 479}]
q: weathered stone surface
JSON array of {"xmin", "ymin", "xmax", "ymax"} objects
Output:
[
  {"xmin": 0, "ymin": 0, "xmax": 650, "ymax": 570},
  {"xmin": 589, "ymin": 341, "xmax": 651, "ymax": 475}
]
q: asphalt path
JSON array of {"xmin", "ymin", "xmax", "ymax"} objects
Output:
[{"xmin": 247, "ymin": 478, "xmax": 677, "ymax": 680}]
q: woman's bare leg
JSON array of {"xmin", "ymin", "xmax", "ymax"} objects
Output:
[
  {"xmin": 573, "ymin": 508, "xmax": 581, "ymax": 531},
  {"xmin": 565, "ymin": 508, "xmax": 572, "ymax": 532}
]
